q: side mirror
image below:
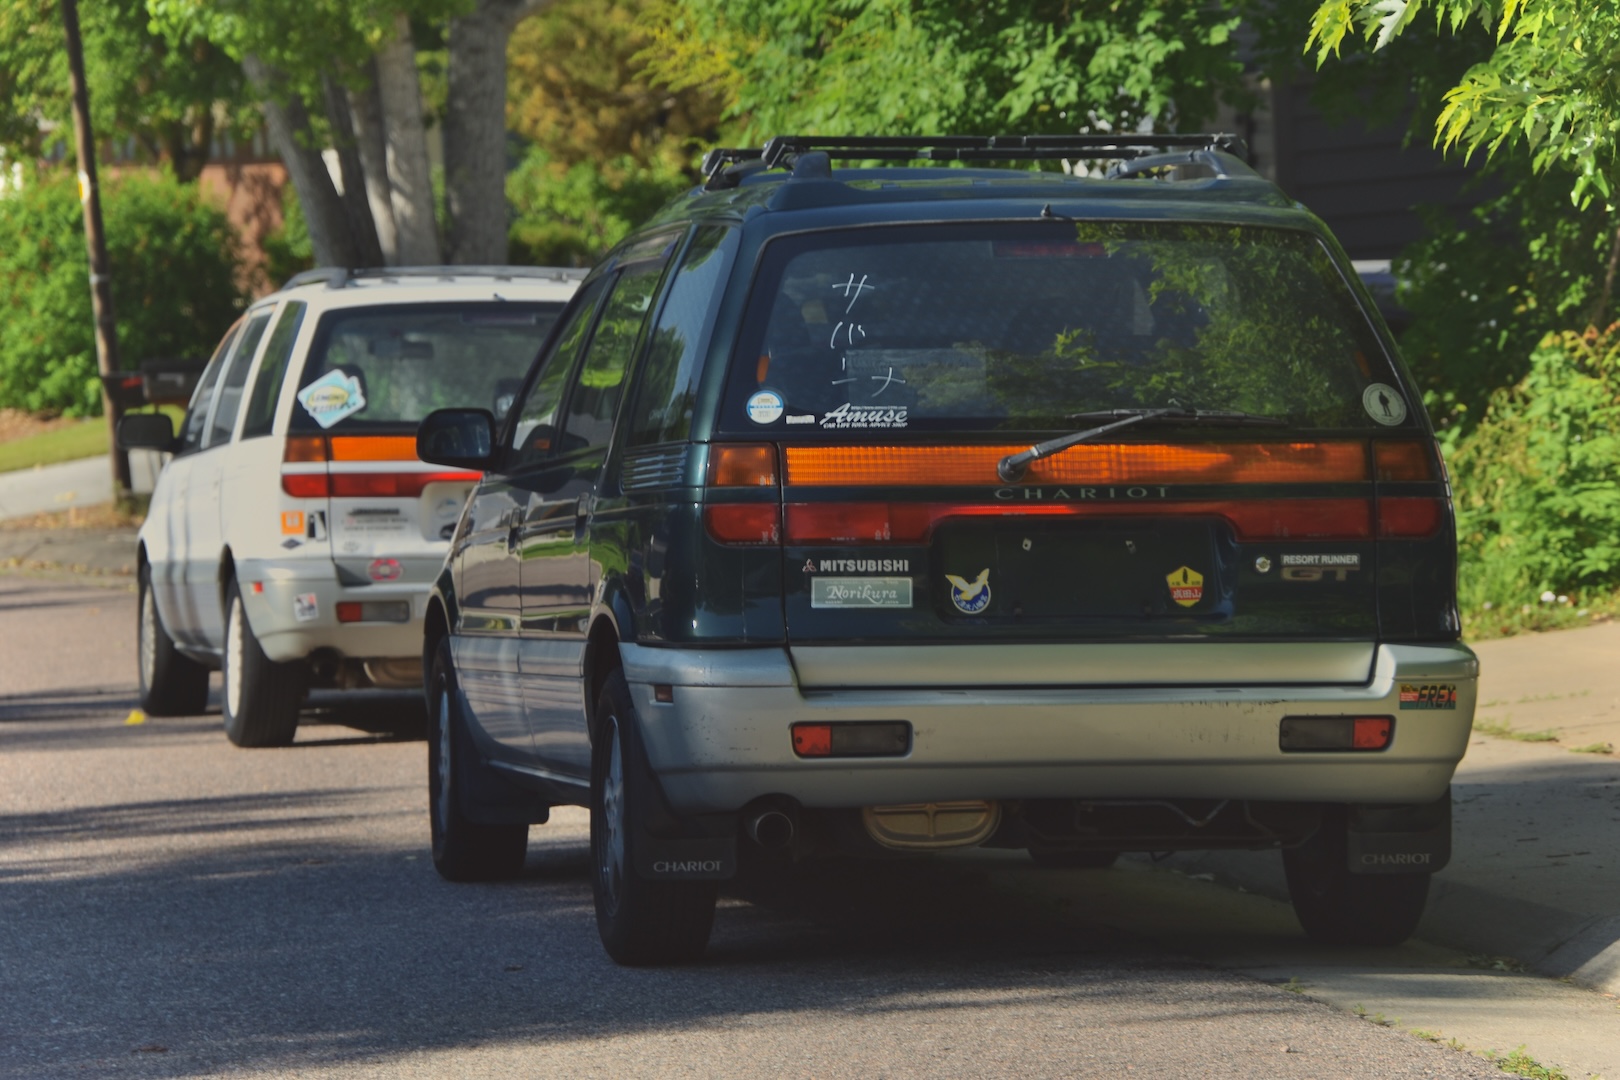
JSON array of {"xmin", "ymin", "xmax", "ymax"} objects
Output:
[
  {"xmin": 417, "ymin": 408, "xmax": 496, "ymax": 471},
  {"xmin": 116, "ymin": 412, "xmax": 177, "ymax": 453}
]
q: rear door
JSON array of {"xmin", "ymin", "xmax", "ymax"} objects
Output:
[
  {"xmin": 455, "ymin": 280, "xmax": 609, "ymax": 761},
  {"xmin": 185, "ymin": 307, "xmax": 274, "ymax": 647},
  {"xmin": 158, "ymin": 319, "xmax": 239, "ymax": 648},
  {"xmin": 710, "ymin": 220, "xmax": 1441, "ymax": 688},
  {"xmin": 520, "ymin": 239, "xmax": 675, "ymax": 780}
]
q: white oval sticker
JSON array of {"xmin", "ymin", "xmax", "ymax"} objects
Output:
[
  {"xmin": 1362, "ymin": 383, "xmax": 1408, "ymax": 426},
  {"xmin": 746, "ymin": 389, "xmax": 785, "ymax": 425}
]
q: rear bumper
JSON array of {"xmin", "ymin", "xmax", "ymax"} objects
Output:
[
  {"xmin": 237, "ymin": 559, "xmax": 432, "ymax": 663},
  {"xmin": 620, "ymin": 642, "xmax": 1478, "ymax": 814}
]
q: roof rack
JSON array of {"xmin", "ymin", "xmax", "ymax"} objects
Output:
[
  {"xmin": 280, "ymin": 265, "xmax": 590, "ymax": 291},
  {"xmin": 701, "ymin": 134, "xmax": 1250, "ymax": 189}
]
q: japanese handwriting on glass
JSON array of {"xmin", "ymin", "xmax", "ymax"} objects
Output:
[
  {"xmin": 829, "ymin": 321, "xmax": 866, "ymax": 348},
  {"xmin": 833, "ymin": 272, "xmax": 875, "ymax": 313},
  {"xmin": 870, "ymin": 366, "xmax": 906, "ymax": 396}
]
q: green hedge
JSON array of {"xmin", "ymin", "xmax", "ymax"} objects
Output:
[
  {"xmin": 0, "ymin": 169, "xmax": 247, "ymax": 416},
  {"xmin": 1452, "ymin": 327, "xmax": 1620, "ymax": 634}
]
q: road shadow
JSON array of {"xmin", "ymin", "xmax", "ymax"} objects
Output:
[{"xmin": 0, "ymin": 785, "xmax": 1365, "ymax": 1080}]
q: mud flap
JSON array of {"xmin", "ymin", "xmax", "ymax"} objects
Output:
[
  {"xmin": 452, "ymin": 683, "xmax": 553, "ymax": 826},
  {"xmin": 621, "ymin": 709, "xmax": 737, "ymax": 881},
  {"xmin": 1346, "ymin": 789, "xmax": 1450, "ymax": 874}
]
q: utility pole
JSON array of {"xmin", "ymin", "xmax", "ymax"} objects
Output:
[{"xmin": 60, "ymin": 0, "xmax": 133, "ymax": 502}]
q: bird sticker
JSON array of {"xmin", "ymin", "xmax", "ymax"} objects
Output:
[
  {"xmin": 1167, "ymin": 566, "xmax": 1204, "ymax": 607},
  {"xmin": 946, "ymin": 568, "xmax": 992, "ymax": 614}
]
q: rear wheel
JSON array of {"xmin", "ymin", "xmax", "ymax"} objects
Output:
[
  {"xmin": 1284, "ymin": 811, "xmax": 1429, "ymax": 946},
  {"xmin": 427, "ymin": 637, "xmax": 528, "ymax": 881},
  {"xmin": 137, "ymin": 563, "xmax": 208, "ymax": 716},
  {"xmin": 591, "ymin": 668, "xmax": 717, "ymax": 966},
  {"xmin": 221, "ymin": 580, "xmax": 306, "ymax": 748},
  {"xmin": 1028, "ymin": 848, "xmax": 1119, "ymax": 870}
]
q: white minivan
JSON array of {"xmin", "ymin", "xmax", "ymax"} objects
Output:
[{"xmin": 120, "ymin": 266, "xmax": 583, "ymax": 747}]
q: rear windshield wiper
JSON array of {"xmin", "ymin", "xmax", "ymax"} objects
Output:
[{"xmin": 997, "ymin": 408, "xmax": 1287, "ymax": 482}]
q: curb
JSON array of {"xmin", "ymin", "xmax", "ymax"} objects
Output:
[{"xmin": 1149, "ymin": 849, "xmax": 1620, "ymax": 997}]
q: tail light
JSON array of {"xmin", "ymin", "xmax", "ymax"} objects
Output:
[
  {"xmin": 705, "ymin": 444, "xmax": 781, "ymax": 544},
  {"xmin": 281, "ymin": 435, "xmax": 473, "ymax": 498}
]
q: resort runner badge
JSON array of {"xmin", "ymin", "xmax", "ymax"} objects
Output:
[{"xmin": 1167, "ymin": 566, "xmax": 1204, "ymax": 607}]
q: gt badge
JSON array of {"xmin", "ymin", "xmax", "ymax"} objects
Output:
[
  {"xmin": 1167, "ymin": 566, "xmax": 1204, "ymax": 607},
  {"xmin": 946, "ymin": 569, "xmax": 991, "ymax": 614}
]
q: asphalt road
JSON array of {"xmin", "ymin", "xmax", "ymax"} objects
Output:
[{"xmin": 0, "ymin": 576, "xmax": 1509, "ymax": 1078}]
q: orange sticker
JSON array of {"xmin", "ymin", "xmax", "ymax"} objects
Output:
[
  {"xmin": 281, "ymin": 511, "xmax": 305, "ymax": 536},
  {"xmin": 1167, "ymin": 566, "xmax": 1204, "ymax": 607}
]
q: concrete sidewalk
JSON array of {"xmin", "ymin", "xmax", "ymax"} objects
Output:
[
  {"xmin": 1154, "ymin": 619, "xmax": 1620, "ymax": 997},
  {"xmin": 0, "ymin": 451, "xmax": 161, "ymax": 521}
]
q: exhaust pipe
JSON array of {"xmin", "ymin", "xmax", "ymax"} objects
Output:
[{"xmin": 745, "ymin": 808, "xmax": 796, "ymax": 849}]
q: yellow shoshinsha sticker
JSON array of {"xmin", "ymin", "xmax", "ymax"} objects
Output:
[{"xmin": 1167, "ymin": 566, "xmax": 1204, "ymax": 607}]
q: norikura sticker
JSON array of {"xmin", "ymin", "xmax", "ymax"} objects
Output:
[
  {"xmin": 1399, "ymin": 683, "xmax": 1457, "ymax": 710},
  {"xmin": 297, "ymin": 370, "xmax": 367, "ymax": 429},
  {"xmin": 1362, "ymin": 383, "xmax": 1408, "ymax": 426},
  {"xmin": 812, "ymin": 578, "xmax": 913, "ymax": 609}
]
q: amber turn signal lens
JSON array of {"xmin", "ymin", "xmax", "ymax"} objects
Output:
[
  {"xmin": 710, "ymin": 444, "xmax": 779, "ymax": 487},
  {"xmin": 330, "ymin": 435, "xmax": 420, "ymax": 462},
  {"xmin": 1374, "ymin": 441, "xmax": 1437, "ymax": 482},
  {"xmin": 283, "ymin": 435, "xmax": 328, "ymax": 463}
]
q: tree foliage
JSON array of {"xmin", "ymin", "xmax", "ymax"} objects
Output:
[
  {"xmin": 504, "ymin": 0, "xmax": 723, "ymax": 264},
  {"xmin": 0, "ymin": 0, "xmax": 252, "ymax": 180},
  {"xmin": 637, "ymin": 0, "xmax": 1250, "ymax": 142},
  {"xmin": 0, "ymin": 170, "xmax": 246, "ymax": 416},
  {"xmin": 1308, "ymin": 0, "xmax": 1620, "ymax": 207}
]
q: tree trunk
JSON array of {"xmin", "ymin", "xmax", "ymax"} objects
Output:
[
  {"xmin": 347, "ymin": 60, "xmax": 400, "ymax": 266},
  {"xmin": 375, "ymin": 13, "xmax": 441, "ymax": 265},
  {"xmin": 321, "ymin": 72, "xmax": 385, "ymax": 267},
  {"xmin": 444, "ymin": 0, "xmax": 549, "ymax": 264},
  {"xmin": 242, "ymin": 55, "xmax": 360, "ymax": 269}
]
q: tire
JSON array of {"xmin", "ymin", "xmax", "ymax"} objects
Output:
[
  {"xmin": 426, "ymin": 637, "xmax": 528, "ymax": 881},
  {"xmin": 221, "ymin": 579, "xmax": 306, "ymax": 748},
  {"xmin": 591, "ymin": 668, "xmax": 717, "ymax": 966},
  {"xmin": 137, "ymin": 563, "xmax": 208, "ymax": 716},
  {"xmin": 1284, "ymin": 810, "xmax": 1430, "ymax": 947},
  {"xmin": 1028, "ymin": 848, "xmax": 1120, "ymax": 870}
]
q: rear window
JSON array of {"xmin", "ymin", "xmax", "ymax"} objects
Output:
[
  {"xmin": 291, "ymin": 302, "xmax": 564, "ymax": 431},
  {"xmin": 718, "ymin": 221, "xmax": 1405, "ymax": 436}
]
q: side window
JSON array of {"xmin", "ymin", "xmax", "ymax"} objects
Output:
[
  {"xmin": 561, "ymin": 253, "xmax": 672, "ymax": 453},
  {"xmin": 178, "ymin": 322, "xmax": 241, "ymax": 454},
  {"xmin": 508, "ymin": 276, "xmax": 610, "ymax": 471},
  {"xmin": 206, "ymin": 310, "xmax": 273, "ymax": 447},
  {"xmin": 241, "ymin": 301, "xmax": 306, "ymax": 439},
  {"xmin": 626, "ymin": 226, "xmax": 737, "ymax": 447}
]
